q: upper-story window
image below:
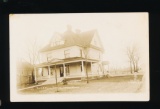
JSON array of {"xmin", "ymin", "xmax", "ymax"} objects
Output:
[
  {"xmin": 64, "ymin": 49, "xmax": 70, "ymax": 58},
  {"xmin": 51, "ymin": 40, "xmax": 64, "ymax": 47}
]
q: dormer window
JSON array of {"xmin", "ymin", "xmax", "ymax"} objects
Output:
[
  {"xmin": 50, "ymin": 33, "xmax": 65, "ymax": 47},
  {"xmin": 64, "ymin": 49, "xmax": 70, "ymax": 58},
  {"xmin": 51, "ymin": 40, "xmax": 64, "ymax": 47}
]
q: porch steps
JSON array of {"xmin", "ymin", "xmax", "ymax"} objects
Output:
[{"xmin": 41, "ymin": 77, "xmax": 64, "ymax": 85}]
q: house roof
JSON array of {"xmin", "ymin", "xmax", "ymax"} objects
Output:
[{"xmin": 40, "ymin": 29, "xmax": 104, "ymax": 52}]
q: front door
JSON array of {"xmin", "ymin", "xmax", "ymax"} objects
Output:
[{"xmin": 60, "ymin": 66, "xmax": 64, "ymax": 77}]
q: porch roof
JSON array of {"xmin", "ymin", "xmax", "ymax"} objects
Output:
[{"xmin": 35, "ymin": 57, "xmax": 99, "ymax": 68}]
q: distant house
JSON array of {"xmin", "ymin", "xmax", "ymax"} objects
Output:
[
  {"xmin": 17, "ymin": 61, "xmax": 34, "ymax": 85},
  {"xmin": 34, "ymin": 26, "xmax": 105, "ymax": 82}
]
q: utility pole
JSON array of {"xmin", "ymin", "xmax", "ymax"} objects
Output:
[{"xmin": 55, "ymin": 64, "xmax": 59, "ymax": 92}]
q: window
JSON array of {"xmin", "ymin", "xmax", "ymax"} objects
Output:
[
  {"xmin": 51, "ymin": 40, "xmax": 64, "ymax": 47},
  {"xmin": 80, "ymin": 65, "xmax": 82, "ymax": 72},
  {"xmin": 60, "ymin": 66, "xmax": 64, "ymax": 77},
  {"xmin": 64, "ymin": 49, "xmax": 70, "ymax": 58},
  {"xmin": 65, "ymin": 65, "xmax": 70, "ymax": 76},
  {"xmin": 42, "ymin": 68, "xmax": 43, "ymax": 76}
]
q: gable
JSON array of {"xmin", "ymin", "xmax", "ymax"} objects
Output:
[
  {"xmin": 50, "ymin": 32, "xmax": 64, "ymax": 47},
  {"xmin": 40, "ymin": 29, "xmax": 104, "ymax": 52},
  {"xmin": 90, "ymin": 31, "xmax": 103, "ymax": 49}
]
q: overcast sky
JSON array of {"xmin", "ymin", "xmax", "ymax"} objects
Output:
[{"xmin": 10, "ymin": 13, "xmax": 149, "ymax": 68}]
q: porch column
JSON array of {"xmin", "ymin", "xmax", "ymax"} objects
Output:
[
  {"xmin": 81, "ymin": 61, "xmax": 85, "ymax": 76},
  {"xmin": 91, "ymin": 62, "xmax": 92, "ymax": 74},
  {"xmin": 34, "ymin": 67, "xmax": 37, "ymax": 83},
  {"xmin": 63, "ymin": 63, "xmax": 66, "ymax": 77},
  {"xmin": 48, "ymin": 66, "xmax": 51, "ymax": 78}
]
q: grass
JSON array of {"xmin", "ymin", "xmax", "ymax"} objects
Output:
[{"xmin": 18, "ymin": 75, "xmax": 144, "ymax": 94}]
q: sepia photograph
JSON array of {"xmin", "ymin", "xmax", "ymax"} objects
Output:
[{"xmin": 10, "ymin": 13, "xmax": 149, "ymax": 101}]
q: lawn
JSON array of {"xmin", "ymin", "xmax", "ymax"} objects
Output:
[{"xmin": 18, "ymin": 75, "xmax": 144, "ymax": 94}]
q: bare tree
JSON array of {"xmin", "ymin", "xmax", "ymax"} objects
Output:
[
  {"xmin": 135, "ymin": 56, "xmax": 140, "ymax": 72},
  {"xmin": 26, "ymin": 38, "xmax": 41, "ymax": 65},
  {"xmin": 20, "ymin": 37, "xmax": 41, "ymax": 84},
  {"xmin": 126, "ymin": 45, "xmax": 140, "ymax": 73},
  {"xmin": 82, "ymin": 45, "xmax": 90, "ymax": 83}
]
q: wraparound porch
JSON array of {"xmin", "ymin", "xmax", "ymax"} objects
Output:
[{"xmin": 34, "ymin": 58, "xmax": 104, "ymax": 83}]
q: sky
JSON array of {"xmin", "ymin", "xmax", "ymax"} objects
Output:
[{"xmin": 9, "ymin": 13, "xmax": 149, "ymax": 69}]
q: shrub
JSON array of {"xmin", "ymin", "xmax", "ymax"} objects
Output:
[{"xmin": 62, "ymin": 79, "xmax": 68, "ymax": 85}]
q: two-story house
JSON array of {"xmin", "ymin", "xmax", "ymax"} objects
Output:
[{"xmin": 34, "ymin": 26, "xmax": 104, "ymax": 82}]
